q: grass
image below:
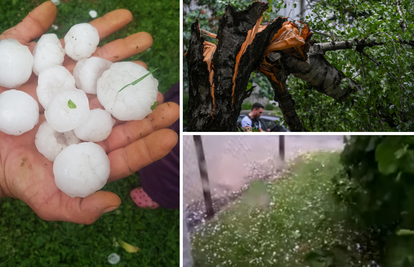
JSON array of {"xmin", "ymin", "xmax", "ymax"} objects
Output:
[
  {"xmin": 0, "ymin": 0, "xmax": 179, "ymax": 94},
  {"xmin": 0, "ymin": 1, "xmax": 179, "ymax": 266},
  {"xmin": 191, "ymin": 152, "xmax": 371, "ymax": 267},
  {"xmin": 0, "ymin": 174, "xmax": 179, "ymax": 266}
]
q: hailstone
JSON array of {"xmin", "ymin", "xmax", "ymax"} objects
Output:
[
  {"xmin": 35, "ymin": 121, "xmax": 81, "ymax": 161},
  {"xmin": 53, "ymin": 142, "xmax": 110, "ymax": 198},
  {"xmin": 74, "ymin": 108, "xmax": 115, "ymax": 142},
  {"xmin": 64, "ymin": 23, "xmax": 100, "ymax": 61},
  {"xmin": 45, "ymin": 89, "xmax": 90, "ymax": 132},
  {"xmin": 97, "ymin": 62, "xmax": 158, "ymax": 121},
  {"xmin": 73, "ymin": 57, "xmax": 112, "ymax": 94},
  {"xmin": 0, "ymin": 90, "xmax": 39, "ymax": 135},
  {"xmin": 0, "ymin": 39, "xmax": 34, "ymax": 88},
  {"xmin": 33, "ymin": 34, "xmax": 65, "ymax": 75},
  {"xmin": 37, "ymin": 65, "xmax": 76, "ymax": 109}
]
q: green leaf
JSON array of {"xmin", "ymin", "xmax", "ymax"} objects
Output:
[
  {"xmin": 400, "ymin": 150, "xmax": 414, "ymax": 174},
  {"xmin": 375, "ymin": 137, "xmax": 400, "ymax": 175},
  {"xmin": 118, "ymin": 67, "xmax": 159, "ymax": 92},
  {"xmin": 150, "ymin": 101, "xmax": 158, "ymax": 111},
  {"xmin": 396, "ymin": 229, "xmax": 414, "ymax": 236},
  {"xmin": 67, "ymin": 99, "xmax": 77, "ymax": 109}
]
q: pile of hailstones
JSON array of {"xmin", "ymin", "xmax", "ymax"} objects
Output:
[{"xmin": 0, "ymin": 23, "xmax": 158, "ymax": 198}]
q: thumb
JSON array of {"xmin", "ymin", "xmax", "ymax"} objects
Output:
[
  {"xmin": 76, "ymin": 191, "xmax": 122, "ymax": 224},
  {"xmin": 35, "ymin": 190, "xmax": 121, "ymax": 225}
]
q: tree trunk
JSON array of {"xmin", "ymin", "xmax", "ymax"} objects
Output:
[{"xmin": 187, "ymin": 2, "xmax": 287, "ymax": 131}]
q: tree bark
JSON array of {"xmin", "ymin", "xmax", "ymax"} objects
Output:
[
  {"xmin": 264, "ymin": 52, "xmax": 306, "ymax": 131},
  {"xmin": 187, "ymin": 2, "xmax": 287, "ymax": 131}
]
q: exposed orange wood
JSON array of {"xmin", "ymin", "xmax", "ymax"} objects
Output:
[
  {"xmin": 203, "ymin": 41, "xmax": 217, "ymax": 117},
  {"xmin": 231, "ymin": 16, "xmax": 263, "ymax": 108}
]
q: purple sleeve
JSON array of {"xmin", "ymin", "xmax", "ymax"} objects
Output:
[{"xmin": 139, "ymin": 83, "xmax": 180, "ymax": 209}]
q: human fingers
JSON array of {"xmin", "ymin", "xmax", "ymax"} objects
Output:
[
  {"xmin": 0, "ymin": 1, "xmax": 57, "ymax": 44},
  {"xmin": 89, "ymin": 9, "xmax": 132, "ymax": 40},
  {"xmin": 98, "ymin": 102, "xmax": 179, "ymax": 153},
  {"xmin": 35, "ymin": 191, "xmax": 121, "ymax": 224},
  {"xmin": 107, "ymin": 128, "xmax": 178, "ymax": 182},
  {"xmin": 92, "ymin": 32, "xmax": 153, "ymax": 62},
  {"xmin": 134, "ymin": 60, "xmax": 147, "ymax": 69}
]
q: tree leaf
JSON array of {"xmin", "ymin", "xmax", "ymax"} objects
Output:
[
  {"xmin": 119, "ymin": 239, "xmax": 139, "ymax": 253},
  {"xmin": 150, "ymin": 101, "xmax": 158, "ymax": 111},
  {"xmin": 396, "ymin": 229, "xmax": 414, "ymax": 236},
  {"xmin": 67, "ymin": 99, "xmax": 77, "ymax": 109},
  {"xmin": 375, "ymin": 137, "xmax": 400, "ymax": 175}
]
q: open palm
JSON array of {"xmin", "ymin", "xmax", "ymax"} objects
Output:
[{"xmin": 0, "ymin": 2, "xmax": 179, "ymax": 224}]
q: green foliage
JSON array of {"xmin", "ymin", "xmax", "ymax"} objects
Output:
[
  {"xmin": 0, "ymin": 174, "xmax": 179, "ymax": 266},
  {"xmin": 192, "ymin": 152, "xmax": 374, "ymax": 266},
  {"xmin": 264, "ymin": 103, "xmax": 275, "ymax": 110},
  {"xmin": 334, "ymin": 136, "xmax": 414, "ymax": 266},
  {"xmin": 241, "ymin": 101, "xmax": 253, "ymax": 110},
  {"xmin": 288, "ymin": 77, "xmax": 393, "ymax": 131},
  {"xmin": 299, "ymin": 0, "xmax": 414, "ymax": 131}
]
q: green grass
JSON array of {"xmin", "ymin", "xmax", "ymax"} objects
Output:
[
  {"xmin": 0, "ymin": 174, "xmax": 179, "ymax": 266},
  {"xmin": 191, "ymin": 152, "xmax": 370, "ymax": 267},
  {"xmin": 0, "ymin": 0, "xmax": 179, "ymax": 94}
]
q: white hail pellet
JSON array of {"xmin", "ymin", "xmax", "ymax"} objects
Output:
[
  {"xmin": 35, "ymin": 121, "xmax": 81, "ymax": 161},
  {"xmin": 0, "ymin": 89, "xmax": 39, "ymax": 135},
  {"xmin": 0, "ymin": 39, "xmax": 33, "ymax": 88},
  {"xmin": 74, "ymin": 108, "xmax": 115, "ymax": 142},
  {"xmin": 32, "ymin": 34, "xmax": 65, "ymax": 75},
  {"xmin": 73, "ymin": 57, "xmax": 112, "ymax": 94},
  {"xmin": 37, "ymin": 65, "xmax": 76, "ymax": 109},
  {"xmin": 64, "ymin": 23, "xmax": 100, "ymax": 61},
  {"xmin": 97, "ymin": 62, "xmax": 158, "ymax": 121},
  {"xmin": 45, "ymin": 89, "xmax": 90, "ymax": 132},
  {"xmin": 53, "ymin": 142, "xmax": 110, "ymax": 198}
]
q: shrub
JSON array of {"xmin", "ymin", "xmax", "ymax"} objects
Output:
[
  {"xmin": 335, "ymin": 136, "xmax": 414, "ymax": 266},
  {"xmin": 264, "ymin": 103, "xmax": 274, "ymax": 110},
  {"xmin": 241, "ymin": 101, "xmax": 253, "ymax": 110}
]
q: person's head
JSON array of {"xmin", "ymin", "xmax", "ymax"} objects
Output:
[{"xmin": 251, "ymin": 102, "xmax": 264, "ymax": 119}]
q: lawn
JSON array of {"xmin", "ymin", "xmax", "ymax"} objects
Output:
[
  {"xmin": 0, "ymin": 1, "xmax": 179, "ymax": 266},
  {"xmin": 0, "ymin": 174, "xmax": 179, "ymax": 266},
  {"xmin": 191, "ymin": 152, "xmax": 375, "ymax": 267}
]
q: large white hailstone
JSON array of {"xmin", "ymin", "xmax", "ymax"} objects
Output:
[
  {"xmin": 0, "ymin": 90, "xmax": 39, "ymax": 135},
  {"xmin": 45, "ymin": 89, "xmax": 90, "ymax": 132},
  {"xmin": 74, "ymin": 108, "xmax": 115, "ymax": 142},
  {"xmin": 0, "ymin": 39, "xmax": 34, "ymax": 88},
  {"xmin": 73, "ymin": 57, "xmax": 112, "ymax": 94},
  {"xmin": 97, "ymin": 62, "xmax": 158, "ymax": 121},
  {"xmin": 53, "ymin": 142, "xmax": 110, "ymax": 198},
  {"xmin": 64, "ymin": 23, "xmax": 100, "ymax": 61},
  {"xmin": 37, "ymin": 65, "xmax": 76, "ymax": 109},
  {"xmin": 35, "ymin": 121, "xmax": 81, "ymax": 161},
  {"xmin": 33, "ymin": 34, "xmax": 65, "ymax": 76}
]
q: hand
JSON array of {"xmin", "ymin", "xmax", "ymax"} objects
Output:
[{"xmin": 0, "ymin": 2, "xmax": 179, "ymax": 224}]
